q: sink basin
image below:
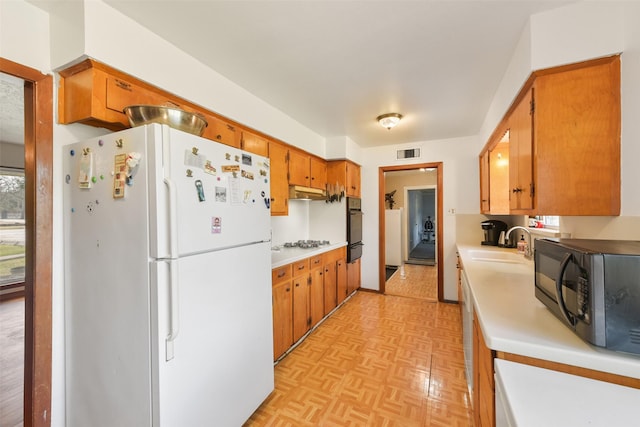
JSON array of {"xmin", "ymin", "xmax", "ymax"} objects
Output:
[{"xmin": 468, "ymin": 249, "xmax": 526, "ymax": 264}]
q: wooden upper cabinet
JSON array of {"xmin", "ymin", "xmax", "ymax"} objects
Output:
[
  {"xmin": 59, "ymin": 63, "xmax": 129, "ymax": 131},
  {"xmin": 489, "ymin": 140, "xmax": 510, "ymax": 214},
  {"xmin": 310, "ymin": 156, "xmax": 327, "ymax": 190},
  {"xmin": 346, "ymin": 161, "xmax": 361, "ymax": 197},
  {"xmin": 241, "ymin": 130, "xmax": 269, "ymax": 156},
  {"xmin": 327, "ymin": 160, "xmax": 361, "ymax": 198},
  {"xmin": 479, "ymin": 150, "xmax": 490, "ymax": 213},
  {"xmin": 289, "ymin": 149, "xmax": 311, "ymax": 186},
  {"xmin": 509, "ymin": 88, "xmax": 534, "ymax": 213},
  {"xmin": 479, "ymin": 55, "xmax": 620, "ymax": 216},
  {"xmin": 202, "ymin": 116, "xmax": 240, "ymax": 148},
  {"xmin": 269, "ymin": 141, "xmax": 289, "ymax": 216},
  {"xmin": 59, "ymin": 59, "xmax": 242, "ymax": 148},
  {"xmin": 533, "ymin": 57, "xmax": 620, "ymax": 215},
  {"xmin": 289, "ymin": 149, "xmax": 327, "ymax": 190}
]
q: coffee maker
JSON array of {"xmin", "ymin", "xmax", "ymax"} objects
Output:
[{"xmin": 481, "ymin": 220, "xmax": 508, "ymax": 246}]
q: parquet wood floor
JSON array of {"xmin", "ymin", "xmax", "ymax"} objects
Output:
[
  {"xmin": 0, "ymin": 297, "xmax": 24, "ymax": 427},
  {"xmin": 245, "ymin": 292, "xmax": 472, "ymax": 426},
  {"xmin": 385, "ymin": 264, "xmax": 437, "ymax": 301}
]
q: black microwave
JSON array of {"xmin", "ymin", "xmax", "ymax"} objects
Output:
[{"xmin": 534, "ymin": 238, "xmax": 640, "ymax": 355}]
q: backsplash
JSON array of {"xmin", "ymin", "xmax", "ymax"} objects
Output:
[
  {"xmin": 270, "ymin": 200, "xmax": 347, "ymax": 246},
  {"xmin": 560, "ymin": 216, "xmax": 640, "ymax": 240}
]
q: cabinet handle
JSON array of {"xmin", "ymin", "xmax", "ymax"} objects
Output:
[
  {"xmin": 298, "ymin": 265, "xmax": 305, "ymax": 270},
  {"xmin": 277, "ymin": 271, "xmax": 286, "ymax": 278},
  {"xmin": 286, "ymin": 287, "xmax": 290, "ymax": 292},
  {"xmin": 216, "ymin": 134, "xmax": 222, "ymax": 140},
  {"xmin": 295, "ymin": 283, "xmax": 300, "ymax": 287},
  {"xmin": 512, "ymin": 188, "xmax": 523, "ymax": 193}
]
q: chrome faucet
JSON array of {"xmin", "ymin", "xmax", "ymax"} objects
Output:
[{"xmin": 506, "ymin": 226, "xmax": 532, "ymax": 259}]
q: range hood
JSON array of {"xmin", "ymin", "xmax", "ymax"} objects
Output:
[{"xmin": 289, "ymin": 185, "xmax": 326, "ymax": 201}]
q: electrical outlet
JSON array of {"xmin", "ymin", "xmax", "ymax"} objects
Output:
[{"xmin": 447, "ymin": 208, "xmax": 456, "ymax": 215}]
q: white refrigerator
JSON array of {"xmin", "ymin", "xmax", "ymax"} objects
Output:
[{"xmin": 63, "ymin": 124, "xmax": 274, "ymax": 426}]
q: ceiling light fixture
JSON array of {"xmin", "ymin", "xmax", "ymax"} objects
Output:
[{"xmin": 377, "ymin": 113, "xmax": 402, "ymax": 130}]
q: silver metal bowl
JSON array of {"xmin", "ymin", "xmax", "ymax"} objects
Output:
[{"xmin": 123, "ymin": 105, "xmax": 208, "ymax": 136}]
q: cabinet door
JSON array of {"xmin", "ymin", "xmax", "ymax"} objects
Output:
[
  {"xmin": 309, "ymin": 267, "xmax": 325, "ymax": 328},
  {"xmin": 203, "ymin": 116, "xmax": 240, "ymax": 148},
  {"xmin": 323, "ymin": 261, "xmax": 337, "ymax": 315},
  {"xmin": 336, "ymin": 258, "xmax": 348, "ymax": 305},
  {"xmin": 309, "ymin": 157, "xmax": 327, "ymax": 190},
  {"xmin": 534, "ymin": 58, "xmax": 620, "ymax": 215},
  {"xmin": 241, "ymin": 130, "xmax": 269, "ymax": 156},
  {"xmin": 292, "ymin": 275, "xmax": 309, "ymax": 342},
  {"xmin": 269, "ymin": 142, "xmax": 289, "ymax": 216},
  {"xmin": 289, "ymin": 149, "xmax": 310, "ymax": 186},
  {"xmin": 473, "ymin": 312, "xmax": 495, "ymax": 427},
  {"xmin": 346, "ymin": 161, "xmax": 361, "ymax": 197},
  {"xmin": 272, "ymin": 280, "xmax": 293, "ymax": 360},
  {"xmin": 509, "ymin": 89, "xmax": 534, "ymax": 212},
  {"xmin": 489, "ymin": 140, "xmax": 510, "ymax": 214},
  {"xmin": 479, "ymin": 151, "xmax": 490, "ymax": 213},
  {"xmin": 347, "ymin": 258, "xmax": 361, "ymax": 295}
]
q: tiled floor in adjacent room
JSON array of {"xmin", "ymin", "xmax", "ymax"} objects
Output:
[{"xmin": 245, "ymin": 285, "xmax": 473, "ymax": 426}]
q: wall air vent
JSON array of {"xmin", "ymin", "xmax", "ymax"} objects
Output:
[{"xmin": 397, "ymin": 148, "xmax": 420, "ymax": 160}]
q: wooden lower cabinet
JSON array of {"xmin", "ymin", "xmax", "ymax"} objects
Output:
[
  {"xmin": 336, "ymin": 258, "xmax": 348, "ymax": 305},
  {"xmin": 473, "ymin": 312, "xmax": 495, "ymax": 427},
  {"xmin": 271, "ymin": 247, "xmax": 347, "ymax": 360},
  {"xmin": 271, "ymin": 266, "xmax": 293, "ymax": 361},
  {"xmin": 292, "ymin": 259, "xmax": 310, "ymax": 342},
  {"xmin": 309, "ymin": 266, "xmax": 325, "ymax": 328},
  {"xmin": 323, "ymin": 261, "xmax": 338, "ymax": 315},
  {"xmin": 347, "ymin": 258, "xmax": 361, "ymax": 295}
]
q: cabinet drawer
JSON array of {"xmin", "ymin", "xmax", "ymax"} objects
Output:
[
  {"xmin": 272, "ymin": 265, "xmax": 292, "ymax": 285},
  {"xmin": 292, "ymin": 259, "xmax": 309, "ymax": 277},
  {"xmin": 309, "ymin": 255, "xmax": 324, "ymax": 269}
]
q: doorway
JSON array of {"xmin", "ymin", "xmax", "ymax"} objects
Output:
[
  {"xmin": 0, "ymin": 57, "xmax": 53, "ymax": 427},
  {"xmin": 378, "ymin": 163, "xmax": 443, "ymax": 301},
  {"xmin": 406, "ymin": 186, "xmax": 436, "ymax": 266}
]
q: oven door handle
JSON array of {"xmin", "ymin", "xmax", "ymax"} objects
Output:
[
  {"xmin": 350, "ymin": 242, "xmax": 364, "ymax": 247},
  {"xmin": 555, "ymin": 252, "xmax": 577, "ymax": 327}
]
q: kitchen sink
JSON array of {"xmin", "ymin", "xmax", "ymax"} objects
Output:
[{"xmin": 468, "ymin": 249, "xmax": 526, "ymax": 264}]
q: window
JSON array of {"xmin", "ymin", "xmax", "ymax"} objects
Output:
[
  {"xmin": 0, "ymin": 169, "xmax": 25, "ymax": 286},
  {"xmin": 532, "ymin": 215, "xmax": 559, "ymax": 229}
]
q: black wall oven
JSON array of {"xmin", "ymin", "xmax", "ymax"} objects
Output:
[{"xmin": 347, "ymin": 197, "xmax": 363, "ymax": 262}]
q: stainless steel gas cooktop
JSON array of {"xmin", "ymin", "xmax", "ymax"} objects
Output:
[{"xmin": 282, "ymin": 240, "xmax": 331, "ymax": 249}]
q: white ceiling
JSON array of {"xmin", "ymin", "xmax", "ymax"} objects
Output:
[
  {"xmin": 102, "ymin": 0, "xmax": 572, "ymax": 147},
  {"xmin": 5, "ymin": 1, "xmax": 574, "ymax": 148}
]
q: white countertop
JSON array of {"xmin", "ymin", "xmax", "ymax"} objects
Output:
[
  {"xmin": 271, "ymin": 241, "xmax": 348, "ymax": 268},
  {"xmin": 495, "ymin": 359, "xmax": 640, "ymax": 427},
  {"xmin": 457, "ymin": 243, "xmax": 640, "ymax": 379}
]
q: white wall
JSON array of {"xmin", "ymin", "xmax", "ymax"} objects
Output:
[
  {"xmin": 360, "ymin": 136, "xmax": 480, "ymax": 299},
  {"xmin": 0, "ymin": 0, "xmax": 50, "ymax": 71},
  {"xmin": 75, "ymin": 0, "xmax": 326, "ymax": 158}
]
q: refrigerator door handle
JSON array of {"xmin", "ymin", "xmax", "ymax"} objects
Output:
[
  {"xmin": 164, "ymin": 177, "xmax": 179, "ymax": 258},
  {"xmin": 165, "ymin": 259, "xmax": 180, "ymax": 361}
]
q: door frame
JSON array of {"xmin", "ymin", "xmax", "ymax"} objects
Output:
[
  {"xmin": 1, "ymin": 57, "xmax": 53, "ymax": 427},
  {"xmin": 378, "ymin": 162, "xmax": 443, "ymax": 300}
]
